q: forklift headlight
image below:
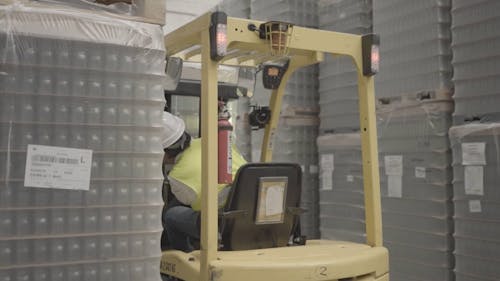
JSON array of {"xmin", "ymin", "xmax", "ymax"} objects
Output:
[
  {"xmin": 362, "ymin": 34, "xmax": 380, "ymax": 76},
  {"xmin": 210, "ymin": 12, "xmax": 228, "ymax": 60}
]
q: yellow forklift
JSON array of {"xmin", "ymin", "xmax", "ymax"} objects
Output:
[{"xmin": 160, "ymin": 12, "xmax": 388, "ymax": 281}]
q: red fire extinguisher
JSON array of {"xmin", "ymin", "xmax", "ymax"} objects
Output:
[{"xmin": 218, "ymin": 102, "xmax": 233, "ymax": 184}]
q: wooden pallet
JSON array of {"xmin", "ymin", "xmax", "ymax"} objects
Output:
[
  {"xmin": 377, "ymin": 88, "xmax": 453, "ymax": 106},
  {"xmin": 0, "ymin": 0, "xmax": 165, "ymax": 25},
  {"xmin": 280, "ymin": 116, "xmax": 320, "ymax": 127},
  {"xmin": 281, "ymin": 105, "xmax": 320, "ymax": 118}
]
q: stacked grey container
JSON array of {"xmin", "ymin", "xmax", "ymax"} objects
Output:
[
  {"xmin": 251, "ymin": 0, "xmax": 320, "ymax": 120},
  {"xmin": 378, "ymin": 98, "xmax": 454, "ymax": 281},
  {"xmin": 250, "ymin": 70, "xmax": 320, "ymax": 238},
  {"xmin": 250, "ymin": 0, "xmax": 318, "ymax": 28},
  {"xmin": 217, "ymin": 0, "xmax": 250, "ymax": 19},
  {"xmin": 318, "ymin": 0, "xmax": 372, "ymax": 133},
  {"xmin": 317, "ymin": 133, "xmax": 365, "ymax": 244},
  {"xmin": 452, "ymin": 0, "xmax": 500, "ymax": 124},
  {"xmin": 374, "ymin": 1, "xmax": 454, "ymax": 280},
  {"xmin": 449, "ymin": 125, "xmax": 500, "ymax": 281},
  {"xmin": 272, "ymin": 117, "xmax": 320, "ymax": 238},
  {"xmin": 374, "ymin": 0, "xmax": 453, "ymax": 98},
  {"xmin": 316, "ymin": 0, "xmax": 371, "ymax": 244},
  {"xmin": 0, "ymin": 4, "xmax": 165, "ymax": 281},
  {"xmin": 249, "ymin": 0, "xmax": 320, "ymax": 238},
  {"xmin": 450, "ymin": 1, "xmax": 500, "ymax": 280}
]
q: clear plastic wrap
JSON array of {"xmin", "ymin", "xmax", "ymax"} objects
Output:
[
  {"xmin": 449, "ymin": 123, "xmax": 500, "ymax": 280},
  {"xmin": 36, "ymin": 0, "xmax": 138, "ymax": 16},
  {"xmin": 0, "ymin": 2, "xmax": 165, "ymax": 280},
  {"xmin": 0, "ymin": 0, "xmax": 165, "ymax": 24},
  {"xmin": 180, "ymin": 62, "xmax": 239, "ymax": 84},
  {"xmin": 376, "ymin": 95, "xmax": 454, "ymax": 281}
]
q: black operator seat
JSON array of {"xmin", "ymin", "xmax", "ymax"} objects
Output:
[{"xmin": 220, "ymin": 163, "xmax": 304, "ymax": 251}]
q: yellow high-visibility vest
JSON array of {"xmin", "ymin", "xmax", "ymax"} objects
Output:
[{"xmin": 168, "ymin": 138, "xmax": 247, "ymax": 211}]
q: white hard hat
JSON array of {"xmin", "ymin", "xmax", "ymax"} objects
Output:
[{"xmin": 161, "ymin": 111, "xmax": 186, "ymax": 149}]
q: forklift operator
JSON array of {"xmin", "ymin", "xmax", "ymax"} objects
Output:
[
  {"xmin": 161, "ymin": 111, "xmax": 196, "ymax": 252},
  {"xmin": 161, "ymin": 111, "xmax": 246, "ymax": 252}
]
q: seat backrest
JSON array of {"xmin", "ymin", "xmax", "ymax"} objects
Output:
[{"xmin": 220, "ymin": 163, "xmax": 302, "ymax": 250}]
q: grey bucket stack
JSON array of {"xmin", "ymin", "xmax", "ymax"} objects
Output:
[
  {"xmin": 250, "ymin": 0, "xmax": 318, "ymax": 28},
  {"xmin": 449, "ymin": 124, "xmax": 500, "ymax": 281},
  {"xmin": 374, "ymin": 0, "xmax": 453, "ymax": 98},
  {"xmin": 317, "ymin": 133, "xmax": 365, "ymax": 244},
  {"xmin": 251, "ymin": 70, "xmax": 320, "ymax": 239},
  {"xmin": 274, "ymin": 66, "xmax": 320, "ymax": 239},
  {"xmin": 318, "ymin": 0, "xmax": 372, "ymax": 134},
  {"xmin": 377, "ymin": 97, "xmax": 454, "ymax": 281},
  {"xmin": 272, "ymin": 117, "xmax": 320, "ymax": 238},
  {"xmin": 450, "ymin": 1, "xmax": 500, "ymax": 280},
  {"xmin": 316, "ymin": 0, "xmax": 371, "ymax": 244},
  {"xmin": 217, "ymin": 0, "xmax": 250, "ymax": 19},
  {"xmin": 452, "ymin": 0, "xmax": 500, "ymax": 125},
  {"xmin": 374, "ymin": 0, "xmax": 454, "ymax": 280},
  {"xmin": 0, "ymin": 4, "xmax": 165, "ymax": 281},
  {"xmin": 249, "ymin": 0, "xmax": 320, "ymax": 126},
  {"xmin": 248, "ymin": 0, "xmax": 320, "ymax": 238}
]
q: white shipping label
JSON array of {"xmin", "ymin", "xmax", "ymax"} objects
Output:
[
  {"xmin": 24, "ymin": 145, "xmax": 93, "ymax": 190},
  {"xmin": 415, "ymin": 167, "xmax": 426, "ymax": 179},
  {"xmin": 462, "ymin": 142, "xmax": 486, "ymax": 165},
  {"xmin": 469, "ymin": 200, "xmax": 482, "ymax": 213},
  {"xmin": 464, "ymin": 166, "xmax": 484, "ymax": 196},
  {"xmin": 321, "ymin": 171, "xmax": 333, "ymax": 190},
  {"xmin": 346, "ymin": 175, "xmax": 354, "ymax": 182},
  {"xmin": 384, "ymin": 155, "xmax": 403, "ymax": 176},
  {"xmin": 387, "ymin": 175, "xmax": 402, "ymax": 198},
  {"xmin": 321, "ymin": 154, "xmax": 334, "ymax": 171}
]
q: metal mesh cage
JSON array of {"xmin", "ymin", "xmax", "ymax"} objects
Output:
[{"xmin": 264, "ymin": 21, "xmax": 293, "ymax": 56}]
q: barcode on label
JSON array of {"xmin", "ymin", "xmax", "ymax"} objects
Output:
[
  {"xmin": 32, "ymin": 155, "xmax": 56, "ymax": 163},
  {"xmin": 32, "ymin": 155, "xmax": 79, "ymax": 165}
]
